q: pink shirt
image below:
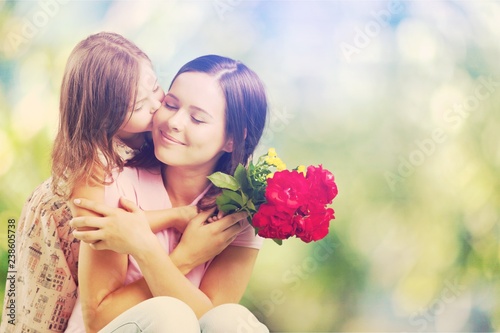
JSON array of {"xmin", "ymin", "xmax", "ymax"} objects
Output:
[
  {"xmin": 111, "ymin": 166, "xmax": 263, "ymax": 287},
  {"xmin": 66, "ymin": 166, "xmax": 263, "ymax": 332}
]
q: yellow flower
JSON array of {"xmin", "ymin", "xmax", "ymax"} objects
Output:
[
  {"xmin": 267, "ymin": 148, "xmax": 277, "ymax": 158},
  {"xmin": 297, "ymin": 165, "xmax": 306, "ymax": 175},
  {"xmin": 266, "ymin": 172, "xmax": 274, "ymax": 179},
  {"xmin": 266, "ymin": 156, "xmax": 286, "ymax": 169},
  {"xmin": 276, "ymin": 161, "xmax": 287, "ymax": 171}
]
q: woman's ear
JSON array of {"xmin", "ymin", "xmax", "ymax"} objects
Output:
[
  {"xmin": 222, "ymin": 138, "xmax": 234, "ymax": 153},
  {"xmin": 223, "ymin": 128, "xmax": 245, "ymax": 153}
]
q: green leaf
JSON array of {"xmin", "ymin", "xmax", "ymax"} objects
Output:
[
  {"xmin": 273, "ymin": 238, "xmax": 283, "ymax": 246},
  {"xmin": 240, "ymin": 191, "xmax": 249, "ymax": 204},
  {"xmin": 216, "ymin": 193, "xmax": 233, "ymax": 207},
  {"xmin": 234, "ymin": 164, "xmax": 251, "ymax": 192},
  {"xmin": 219, "ymin": 203, "xmax": 239, "ymax": 213},
  {"xmin": 222, "ymin": 189, "xmax": 245, "ymax": 206},
  {"xmin": 207, "ymin": 172, "xmax": 240, "ymax": 191},
  {"xmin": 246, "ymin": 199, "xmax": 256, "ymax": 212}
]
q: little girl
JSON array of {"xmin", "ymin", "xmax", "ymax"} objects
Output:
[{"xmin": 0, "ymin": 32, "xmax": 195, "ymax": 333}]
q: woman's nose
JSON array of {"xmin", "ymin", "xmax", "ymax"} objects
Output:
[{"xmin": 166, "ymin": 109, "xmax": 185, "ymax": 132}]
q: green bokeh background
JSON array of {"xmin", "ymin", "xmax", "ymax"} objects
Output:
[{"xmin": 1, "ymin": 1, "xmax": 499, "ymax": 331}]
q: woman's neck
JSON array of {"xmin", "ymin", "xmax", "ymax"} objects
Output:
[{"xmin": 162, "ymin": 165, "xmax": 212, "ymax": 207}]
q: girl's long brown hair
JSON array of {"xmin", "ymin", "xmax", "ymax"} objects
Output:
[{"xmin": 51, "ymin": 32, "xmax": 151, "ymax": 198}]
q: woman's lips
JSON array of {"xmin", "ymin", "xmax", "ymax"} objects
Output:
[{"xmin": 159, "ymin": 130, "xmax": 185, "ymax": 145}]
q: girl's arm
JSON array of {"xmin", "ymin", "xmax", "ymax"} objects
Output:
[
  {"xmin": 71, "ymin": 197, "xmax": 197, "ymax": 234},
  {"xmin": 146, "ymin": 205, "xmax": 197, "ymax": 233},
  {"xmin": 71, "ymin": 198, "xmax": 225, "ymax": 273}
]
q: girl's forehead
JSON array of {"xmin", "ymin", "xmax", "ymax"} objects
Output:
[
  {"xmin": 139, "ymin": 63, "xmax": 157, "ymax": 87},
  {"xmin": 136, "ymin": 62, "xmax": 158, "ymax": 100}
]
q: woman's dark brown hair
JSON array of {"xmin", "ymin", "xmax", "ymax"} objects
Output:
[
  {"xmin": 51, "ymin": 32, "xmax": 151, "ymax": 197},
  {"xmin": 128, "ymin": 55, "xmax": 268, "ymax": 210}
]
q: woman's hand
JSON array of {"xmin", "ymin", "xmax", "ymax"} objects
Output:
[
  {"xmin": 70, "ymin": 197, "xmax": 156, "ymax": 256},
  {"xmin": 170, "ymin": 210, "xmax": 247, "ymax": 274}
]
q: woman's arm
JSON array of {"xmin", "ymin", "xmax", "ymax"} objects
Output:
[
  {"xmin": 133, "ymin": 221, "xmax": 259, "ymax": 317},
  {"xmin": 199, "ymin": 246, "xmax": 259, "ymax": 305},
  {"xmin": 69, "ymin": 182, "xmax": 131, "ymax": 333},
  {"xmin": 71, "ymin": 199, "xmax": 249, "ymax": 329}
]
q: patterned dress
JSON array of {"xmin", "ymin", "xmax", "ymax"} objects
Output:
[{"xmin": 0, "ymin": 141, "xmax": 137, "ymax": 333}]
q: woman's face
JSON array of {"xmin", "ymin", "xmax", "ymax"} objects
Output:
[
  {"xmin": 120, "ymin": 60, "xmax": 164, "ymax": 134},
  {"xmin": 152, "ymin": 72, "xmax": 233, "ymax": 171}
]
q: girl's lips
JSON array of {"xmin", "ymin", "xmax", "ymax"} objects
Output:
[{"xmin": 160, "ymin": 130, "xmax": 185, "ymax": 145}]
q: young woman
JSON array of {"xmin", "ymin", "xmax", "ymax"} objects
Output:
[
  {"xmin": 67, "ymin": 55, "xmax": 270, "ymax": 332},
  {"xmin": 0, "ymin": 34, "xmax": 238, "ymax": 333}
]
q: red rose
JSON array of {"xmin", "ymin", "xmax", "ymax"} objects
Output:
[
  {"xmin": 295, "ymin": 207, "xmax": 334, "ymax": 242},
  {"xmin": 252, "ymin": 203, "xmax": 296, "ymax": 240},
  {"xmin": 306, "ymin": 165, "xmax": 338, "ymax": 205},
  {"xmin": 265, "ymin": 170, "xmax": 309, "ymax": 213}
]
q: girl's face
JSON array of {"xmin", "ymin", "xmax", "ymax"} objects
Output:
[
  {"xmin": 152, "ymin": 72, "xmax": 233, "ymax": 172},
  {"xmin": 119, "ymin": 61, "xmax": 164, "ymax": 134}
]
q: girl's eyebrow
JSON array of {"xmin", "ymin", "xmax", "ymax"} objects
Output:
[{"xmin": 135, "ymin": 78, "xmax": 159, "ymax": 104}]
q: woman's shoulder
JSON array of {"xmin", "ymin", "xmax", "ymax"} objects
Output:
[{"xmin": 114, "ymin": 139, "xmax": 140, "ymax": 161}]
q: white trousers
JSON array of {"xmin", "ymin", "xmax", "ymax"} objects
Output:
[{"xmin": 98, "ymin": 296, "xmax": 269, "ymax": 333}]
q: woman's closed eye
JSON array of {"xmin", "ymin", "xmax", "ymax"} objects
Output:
[
  {"xmin": 163, "ymin": 101, "xmax": 178, "ymax": 110},
  {"xmin": 191, "ymin": 116, "xmax": 205, "ymax": 124}
]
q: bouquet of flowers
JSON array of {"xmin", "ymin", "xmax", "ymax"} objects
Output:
[{"xmin": 208, "ymin": 148, "xmax": 338, "ymax": 244}]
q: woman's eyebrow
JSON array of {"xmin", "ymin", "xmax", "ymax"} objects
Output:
[
  {"xmin": 165, "ymin": 92, "xmax": 179, "ymax": 101},
  {"xmin": 165, "ymin": 92, "xmax": 214, "ymax": 119},
  {"xmin": 189, "ymin": 105, "xmax": 214, "ymax": 119}
]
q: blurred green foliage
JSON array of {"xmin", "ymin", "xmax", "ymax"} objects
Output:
[{"xmin": 1, "ymin": 1, "xmax": 499, "ymax": 331}]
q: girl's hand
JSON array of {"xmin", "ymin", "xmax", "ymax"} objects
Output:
[
  {"xmin": 70, "ymin": 197, "xmax": 156, "ymax": 256},
  {"xmin": 170, "ymin": 210, "xmax": 247, "ymax": 274},
  {"xmin": 170, "ymin": 205, "xmax": 198, "ymax": 233},
  {"xmin": 139, "ymin": 205, "xmax": 197, "ymax": 233},
  {"xmin": 206, "ymin": 210, "xmax": 226, "ymax": 224}
]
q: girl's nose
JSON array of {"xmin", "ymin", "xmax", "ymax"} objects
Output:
[
  {"xmin": 150, "ymin": 98, "xmax": 162, "ymax": 114},
  {"xmin": 150, "ymin": 90, "xmax": 165, "ymax": 114}
]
